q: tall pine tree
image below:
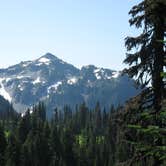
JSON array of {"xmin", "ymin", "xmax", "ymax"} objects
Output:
[{"xmin": 123, "ymin": 0, "xmax": 166, "ymax": 111}]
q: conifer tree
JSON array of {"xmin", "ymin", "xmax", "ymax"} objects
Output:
[
  {"xmin": 94, "ymin": 102, "xmax": 102, "ymax": 134},
  {"xmin": 123, "ymin": 2, "xmax": 166, "ymax": 164},
  {"xmin": 17, "ymin": 115, "xmax": 30, "ymax": 144},
  {"xmin": 124, "ymin": 0, "xmax": 166, "ymax": 110},
  {"xmin": 79, "ymin": 102, "xmax": 88, "ymax": 129},
  {"xmin": 62, "ymin": 127, "xmax": 76, "ymax": 166},
  {"xmin": 5, "ymin": 133, "xmax": 20, "ymax": 166},
  {"xmin": 0, "ymin": 125, "xmax": 6, "ymax": 166},
  {"xmin": 49, "ymin": 124, "xmax": 62, "ymax": 165}
]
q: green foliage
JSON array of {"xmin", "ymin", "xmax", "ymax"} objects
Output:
[
  {"xmin": 4, "ymin": 130, "xmax": 10, "ymax": 139},
  {"xmin": 124, "ymin": 105, "xmax": 166, "ymax": 166},
  {"xmin": 161, "ymin": 72, "xmax": 166, "ymax": 78},
  {"xmin": 0, "ymin": 99, "xmax": 166, "ymax": 166},
  {"xmin": 0, "ymin": 125, "xmax": 7, "ymax": 166},
  {"xmin": 0, "ymin": 102, "xmax": 127, "ymax": 166},
  {"xmin": 76, "ymin": 134, "xmax": 88, "ymax": 148},
  {"xmin": 123, "ymin": 1, "xmax": 166, "ymax": 164},
  {"xmin": 96, "ymin": 136, "xmax": 105, "ymax": 145}
]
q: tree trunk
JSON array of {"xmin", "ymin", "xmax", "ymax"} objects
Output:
[
  {"xmin": 152, "ymin": 8, "xmax": 165, "ymax": 165},
  {"xmin": 153, "ymin": 21, "xmax": 165, "ymax": 112}
]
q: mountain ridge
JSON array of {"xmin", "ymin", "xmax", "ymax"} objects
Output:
[{"xmin": 0, "ymin": 53, "xmax": 140, "ymax": 116}]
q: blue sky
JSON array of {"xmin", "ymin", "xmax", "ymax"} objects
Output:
[{"xmin": 0, "ymin": 0, "xmax": 140, "ymax": 70}]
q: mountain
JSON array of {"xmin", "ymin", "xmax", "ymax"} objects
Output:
[{"xmin": 0, "ymin": 53, "xmax": 140, "ymax": 116}]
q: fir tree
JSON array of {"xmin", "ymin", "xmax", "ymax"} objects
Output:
[
  {"xmin": 0, "ymin": 125, "xmax": 7, "ymax": 166},
  {"xmin": 5, "ymin": 132, "xmax": 20, "ymax": 166},
  {"xmin": 124, "ymin": 0, "xmax": 166, "ymax": 110}
]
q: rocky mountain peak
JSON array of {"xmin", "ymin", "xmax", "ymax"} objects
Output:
[
  {"xmin": 40, "ymin": 53, "xmax": 59, "ymax": 61},
  {"xmin": 0, "ymin": 53, "xmax": 140, "ymax": 115}
]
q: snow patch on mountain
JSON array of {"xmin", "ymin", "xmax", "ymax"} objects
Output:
[
  {"xmin": 48, "ymin": 81, "xmax": 62, "ymax": 93},
  {"xmin": 94, "ymin": 68, "xmax": 103, "ymax": 80},
  {"xmin": 35, "ymin": 63, "xmax": 44, "ymax": 66},
  {"xmin": 17, "ymin": 76, "xmax": 25, "ymax": 79},
  {"xmin": 0, "ymin": 78, "xmax": 12, "ymax": 102},
  {"xmin": 33, "ymin": 77, "xmax": 41, "ymax": 84},
  {"xmin": 16, "ymin": 75, "xmax": 31, "ymax": 80},
  {"xmin": 5, "ymin": 78, "xmax": 12, "ymax": 82},
  {"xmin": 112, "ymin": 71, "xmax": 120, "ymax": 78},
  {"xmin": 38, "ymin": 57, "xmax": 50, "ymax": 65},
  {"xmin": 94, "ymin": 68, "xmax": 120, "ymax": 80},
  {"xmin": 95, "ymin": 73, "xmax": 102, "ymax": 80},
  {"xmin": 94, "ymin": 68, "xmax": 101, "ymax": 73},
  {"xmin": 18, "ymin": 84, "xmax": 24, "ymax": 91},
  {"xmin": 105, "ymin": 75, "xmax": 112, "ymax": 79},
  {"xmin": 67, "ymin": 77, "xmax": 78, "ymax": 85}
]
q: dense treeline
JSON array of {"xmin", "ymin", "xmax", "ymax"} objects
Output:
[
  {"xmin": 0, "ymin": 102, "xmax": 126, "ymax": 166},
  {"xmin": 0, "ymin": 100, "xmax": 165, "ymax": 166}
]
